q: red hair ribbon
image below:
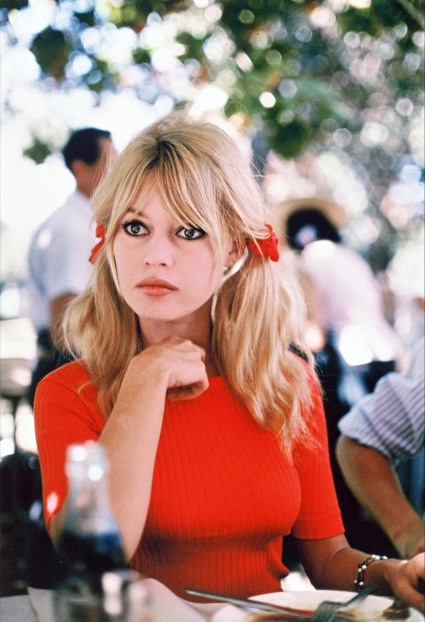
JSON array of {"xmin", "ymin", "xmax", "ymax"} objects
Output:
[
  {"xmin": 89, "ymin": 222, "xmax": 107, "ymax": 264},
  {"xmin": 246, "ymin": 224, "xmax": 279, "ymax": 262}
]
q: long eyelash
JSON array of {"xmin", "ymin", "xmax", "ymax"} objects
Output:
[
  {"xmin": 121, "ymin": 219, "xmax": 143, "ymax": 228},
  {"xmin": 178, "ymin": 226, "xmax": 206, "ymax": 238},
  {"xmin": 120, "ymin": 219, "xmax": 149, "ymax": 235}
]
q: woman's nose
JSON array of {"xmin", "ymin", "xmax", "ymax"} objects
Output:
[{"xmin": 142, "ymin": 235, "xmax": 173, "ymax": 267}]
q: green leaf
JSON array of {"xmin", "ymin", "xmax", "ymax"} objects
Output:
[
  {"xmin": 23, "ymin": 139, "xmax": 53, "ymax": 165},
  {"xmin": 30, "ymin": 27, "xmax": 71, "ymax": 80}
]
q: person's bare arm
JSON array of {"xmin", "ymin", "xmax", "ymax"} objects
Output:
[
  {"xmin": 336, "ymin": 435, "xmax": 424, "ymax": 558},
  {"xmin": 297, "ymin": 535, "xmax": 425, "ymax": 612},
  {"xmin": 50, "ymin": 336, "xmax": 209, "ymax": 559}
]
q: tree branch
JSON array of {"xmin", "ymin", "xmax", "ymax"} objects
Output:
[{"xmin": 395, "ymin": 0, "xmax": 425, "ymax": 29}]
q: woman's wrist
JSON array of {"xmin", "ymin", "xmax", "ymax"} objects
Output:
[
  {"xmin": 354, "ymin": 555, "xmax": 388, "ymax": 592},
  {"xmin": 126, "ymin": 352, "xmax": 170, "ymax": 393},
  {"xmin": 390, "ymin": 514, "xmax": 425, "ymax": 558}
]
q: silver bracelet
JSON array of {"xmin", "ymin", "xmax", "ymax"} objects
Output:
[{"xmin": 354, "ymin": 554, "xmax": 388, "ymax": 592}]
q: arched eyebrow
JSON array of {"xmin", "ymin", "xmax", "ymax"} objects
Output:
[{"xmin": 126, "ymin": 207, "xmax": 144, "ymax": 217}]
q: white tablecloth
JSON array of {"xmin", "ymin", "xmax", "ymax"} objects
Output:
[{"xmin": 0, "ymin": 579, "xmax": 223, "ymax": 622}]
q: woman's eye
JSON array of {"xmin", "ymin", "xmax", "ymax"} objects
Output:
[
  {"xmin": 176, "ymin": 226, "xmax": 206, "ymax": 240},
  {"xmin": 121, "ymin": 220, "xmax": 149, "ymax": 236}
]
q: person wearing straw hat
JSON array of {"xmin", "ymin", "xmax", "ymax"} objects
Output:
[
  {"xmin": 280, "ymin": 197, "xmax": 401, "ymax": 401},
  {"xmin": 279, "ymin": 197, "xmax": 402, "ymax": 559}
]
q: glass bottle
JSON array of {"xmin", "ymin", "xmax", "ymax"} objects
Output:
[
  {"xmin": 56, "ymin": 441, "xmax": 128, "ymax": 589},
  {"xmin": 54, "ymin": 441, "xmax": 151, "ymax": 621}
]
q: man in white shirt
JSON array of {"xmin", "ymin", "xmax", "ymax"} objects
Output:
[{"xmin": 27, "ymin": 127, "xmax": 116, "ymax": 405}]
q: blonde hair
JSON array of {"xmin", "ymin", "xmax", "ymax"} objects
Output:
[{"xmin": 64, "ymin": 113, "xmax": 316, "ymax": 455}]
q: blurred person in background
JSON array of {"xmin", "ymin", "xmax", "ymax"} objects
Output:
[
  {"xmin": 387, "ymin": 244, "xmax": 425, "ymax": 521},
  {"xmin": 337, "ymin": 335, "xmax": 424, "ymax": 559},
  {"xmin": 280, "ymin": 198, "xmax": 402, "ymax": 558},
  {"xmin": 283, "ymin": 199, "xmax": 401, "ymax": 399},
  {"xmin": 337, "ymin": 247, "xmax": 424, "ymax": 560},
  {"xmin": 388, "ymin": 243, "xmax": 425, "ymax": 359},
  {"xmin": 27, "ymin": 127, "xmax": 116, "ymax": 407}
]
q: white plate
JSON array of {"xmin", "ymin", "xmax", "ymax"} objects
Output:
[{"xmin": 211, "ymin": 590, "xmax": 423, "ymax": 622}]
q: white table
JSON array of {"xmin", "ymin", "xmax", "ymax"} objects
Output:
[
  {"xmin": 0, "ymin": 580, "xmax": 222, "ymax": 622},
  {"xmin": 0, "ymin": 565, "xmax": 315, "ymax": 621}
]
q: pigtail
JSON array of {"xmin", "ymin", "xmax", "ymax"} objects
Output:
[{"xmin": 213, "ymin": 252, "xmax": 316, "ymax": 455}]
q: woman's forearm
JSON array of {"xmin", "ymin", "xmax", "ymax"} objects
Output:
[
  {"xmin": 97, "ymin": 337, "xmax": 209, "ymax": 559},
  {"xmin": 299, "ymin": 535, "xmax": 425, "ymax": 612},
  {"xmin": 98, "ymin": 362, "xmax": 168, "ymax": 559}
]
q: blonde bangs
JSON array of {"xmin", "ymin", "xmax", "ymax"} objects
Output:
[{"xmin": 145, "ymin": 136, "xmax": 243, "ymax": 264}]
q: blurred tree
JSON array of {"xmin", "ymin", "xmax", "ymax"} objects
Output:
[
  {"xmin": 0, "ymin": 0, "xmax": 423, "ymax": 269},
  {"xmin": 30, "ymin": 26, "xmax": 70, "ymax": 80}
]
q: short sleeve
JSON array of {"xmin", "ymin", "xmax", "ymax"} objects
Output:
[
  {"xmin": 338, "ymin": 371, "xmax": 424, "ymax": 461},
  {"xmin": 34, "ymin": 362, "xmax": 104, "ymax": 530},
  {"xmin": 292, "ymin": 379, "xmax": 344, "ymax": 539}
]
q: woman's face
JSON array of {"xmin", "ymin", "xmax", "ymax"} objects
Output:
[{"xmin": 113, "ymin": 184, "xmax": 232, "ymax": 332}]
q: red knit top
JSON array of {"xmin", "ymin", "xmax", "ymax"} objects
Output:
[{"xmin": 35, "ymin": 361, "xmax": 344, "ymax": 599}]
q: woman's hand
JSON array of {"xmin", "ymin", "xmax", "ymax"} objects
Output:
[
  {"xmin": 388, "ymin": 553, "xmax": 425, "ymax": 613},
  {"xmin": 126, "ymin": 335, "xmax": 209, "ymax": 402}
]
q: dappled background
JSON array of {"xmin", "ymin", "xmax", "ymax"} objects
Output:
[
  {"xmin": 1, "ymin": 0, "xmax": 423, "ymax": 280},
  {"xmin": 0, "ymin": 0, "xmax": 424, "ymax": 597}
]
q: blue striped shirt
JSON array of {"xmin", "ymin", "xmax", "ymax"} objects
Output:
[{"xmin": 338, "ymin": 338, "xmax": 424, "ymax": 462}]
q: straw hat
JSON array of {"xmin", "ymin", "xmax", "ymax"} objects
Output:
[{"xmin": 277, "ymin": 197, "xmax": 348, "ymax": 238}]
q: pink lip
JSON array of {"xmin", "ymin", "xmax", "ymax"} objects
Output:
[{"xmin": 136, "ymin": 278, "xmax": 178, "ymax": 297}]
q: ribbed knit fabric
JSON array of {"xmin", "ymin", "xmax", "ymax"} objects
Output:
[{"xmin": 35, "ymin": 361, "xmax": 344, "ymax": 599}]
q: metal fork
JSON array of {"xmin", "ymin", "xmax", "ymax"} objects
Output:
[{"xmin": 311, "ymin": 585, "xmax": 379, "ymax": 621}]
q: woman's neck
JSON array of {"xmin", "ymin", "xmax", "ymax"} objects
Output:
[{"xmin": 138, "ymin": 304, "xmax": 219, "ymax": 378}]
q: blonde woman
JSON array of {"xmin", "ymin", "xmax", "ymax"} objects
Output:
[{"xmin": 35, "ymin": 113, "xmax": 424, "ymax": 610}]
